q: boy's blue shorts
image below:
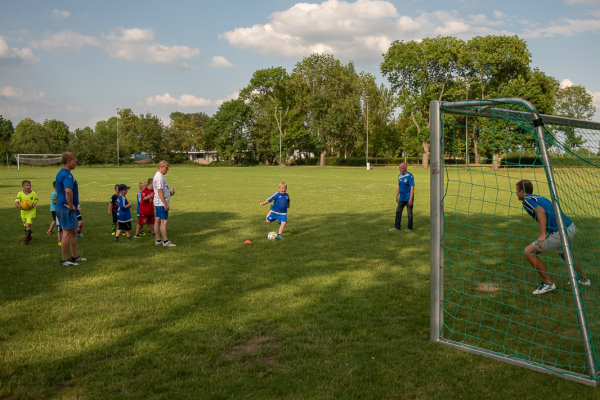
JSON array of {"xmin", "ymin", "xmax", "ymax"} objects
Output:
[
  {"xmin": 155, "ymin": 206, "xmax": 169, "ymax": 220},
  {"xmin": 56, "ymin": 207, "xmax": 78, "ymax": 230},
  {"xmin": 266, "ymin": 211, "xmax": 286, "ymax": 224}
]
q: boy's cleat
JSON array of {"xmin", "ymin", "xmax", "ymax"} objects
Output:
[
  {"xmin": 277, "ymin": 234, "xmax": 284, "ymax": 240},
  {"xmin": 162, "ymin": 240, "xmax": 176, "ymax": 247},
  {"xmin": 127, "ymin": 237, "xmax": 136, "ymax": 241},
  {"xmin": 77, "ymin": 233, "xmax": 84, "ymax": 238},
  {"xmin": 58, "ymin": 242, "xmax": 62, "ymax": 246},
  {"xmin": 154, "ymin": 240, "xmax": 163, "ymax": 246},
  {"xmin": 60, "ymin": 260, "xmax": 79, "ymax": 266},
  {"xmin": 111, "ymin": 231, "xmax": 116, "ymax": 236},
  {"xmin": 113, "ymin": 237, "xmax": 120, "ymax": 242},
  {"xmin": 533, "ymin": 282, "xmax": 556, "ymax": 295},
  {"xmin": 71, "ymin": 256, "xmax": 86, "ymax": 262},
  {"xmin": 133, "ymin": 235, "xmax": 142, "ymax": 239}
]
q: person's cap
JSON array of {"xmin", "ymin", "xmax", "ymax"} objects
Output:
[{"xmin": 118, "ymin": 184, "xmax": 131, "ymax": 191}]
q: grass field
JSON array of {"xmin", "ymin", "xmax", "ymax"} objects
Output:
[{"xmin": 0, "ymin": 165, "xmax": 598, "ymax": 399}]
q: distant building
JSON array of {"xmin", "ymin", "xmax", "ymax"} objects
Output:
[{"xmin": 187, "ymin": 150, "xmax": 217, "ymax": 164}]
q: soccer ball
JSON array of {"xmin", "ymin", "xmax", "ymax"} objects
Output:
[
  {"xmin": 20, "ymin": 200, "xmax": 33, "ymax": 210},
  {"xmin": 169, "ymin": 187, "xmax": 175, "ymax": 196},
  {"xmin": 267, "ymin": 231, "xmax": 278, "ymax": 241}
]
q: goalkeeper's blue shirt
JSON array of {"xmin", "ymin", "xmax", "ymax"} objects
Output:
[
  {"xmin": 523, "ymin": 195, "xmax": 572, "ymax": 233},
  {"xmin": 267, "ymin": 192, "xmax": 289, "ymax": 215}
]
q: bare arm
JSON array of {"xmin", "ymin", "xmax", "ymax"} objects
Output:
[
  {"xmin": 65, "ymin": 188, "xmax": 75, "ymax": 211},
  {"xmin": 408, "ymin": 186, "xmax": 414, "ymax": 206},
  {"xmin": 158, "ymin": 190, "xmax": 169, "ymax": 211},
  {"xmin": 535, "ymin": 206, "xmax": 547, "ymax": 243}
]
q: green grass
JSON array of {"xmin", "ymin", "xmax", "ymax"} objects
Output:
[{"xmin": 0, "ymin": 165, "xmax": 598, "ymax": 399}]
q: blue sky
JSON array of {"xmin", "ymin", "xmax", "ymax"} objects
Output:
[{"xmin": 1, "ymin": 0, "xmax": 600, "ymax": 130}]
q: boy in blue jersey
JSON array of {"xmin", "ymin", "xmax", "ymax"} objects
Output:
[
  {"xmin": 390, "ymin": 162, "xmax": 415, "ymax": 232},
  {"xmin": 113, "ymin": 184, "xmax": 134, "ymax": 242},
  {"xmin": 260, "ymin": 182, "xmax": 290, "ymax": 240},
  {"xmin": 516, "ymin": 180, "xmax": 589, "ymax": 295}
]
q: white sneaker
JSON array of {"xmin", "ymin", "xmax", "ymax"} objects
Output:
[
  {"xmin": 61, "ymin": 260, "xmax": 79, "ymax": 266},
  {"xmin": 162, "ymin": 240, "xmax": 176, "ymax": 247},
  {"xmin": 533, "ymin": 282, "xmax": 556, "ymax": 295},
  {"xmin": 72, "ymin": 256, "xmax": 86, "ymax": 262},
  {"xmin": 154, "ymin": 240, "xmax": 163, "ymax": 246},
  {"xmin": 579, "ymin": 279, "xmax": 591, "ymax": 286}
]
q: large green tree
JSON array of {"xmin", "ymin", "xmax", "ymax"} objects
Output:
[
  {"xmin": 169, "ymin": 112, "xmax": 210, "ymax": 152},
  {"xmin": 0, "ymin": 115, "xmax": 14, "ymax": 157},
  {"xmin": 381, "ymin": 36, "xmax": 465, "ymax": 168},
  {"xmin": 291, "ymin": 54, "xmax": 363, "ymax": 166},
  {"xmin": 205, "ymin": 99, "xmax": 254, "ymax": 163},
  {"xmin": 9, "ymin": 118, "xmax": 58, "ymax": 154},
  {"xmin": 555, "ymin": 84, "xmax": 596, "ymax": 150}
]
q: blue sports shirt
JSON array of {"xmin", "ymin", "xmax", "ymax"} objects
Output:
[
  {"xmin": 398, "ymin": 172, "xmax": 415, "ymax": 202},
  {"xmin": 55, "ymin": 168, "xmax": 79, "ymax": 210},
  {"xmin": 267, "ymin": 192, "xmax": 289, "ymax": 215},
  {"xmin": 117, "ymin": 195, "xmax": 132, "ymax": 222},
  {"xmin": 523, "ymin": 195, "xmax": 572, "ymax": 234},
  {"xmin": 137, "ymin": 192, "xmax": 142, "ymax": 215}
]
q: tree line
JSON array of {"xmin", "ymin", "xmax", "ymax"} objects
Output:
[{"xmin": 0, "ymin": 35, "xmax": 596, "ymax": 167}]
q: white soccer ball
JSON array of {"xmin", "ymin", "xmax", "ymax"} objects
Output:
[
  {"xmin": 169, "ymin": 187, "xmax": 175, "ymax": 196},
  {"xmin": 267, "ymin": 231, "xmax": 278, "ymax": 241}
]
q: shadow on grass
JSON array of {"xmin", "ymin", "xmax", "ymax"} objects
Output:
[{"xmin": 1, "ymin": 207, "xmax": 437, "ymax": 399}]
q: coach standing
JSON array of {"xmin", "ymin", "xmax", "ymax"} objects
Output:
[
  {"xmin": 55, "ymin": 152, "xmax": 86, "ymax": 266},
  {"xmin": 153, "ymin": 160, "xmax": 176, "ymax": 247},
  {"xmin": 390, "ymin": 162, "xmax": 415, "ymax": 232}
]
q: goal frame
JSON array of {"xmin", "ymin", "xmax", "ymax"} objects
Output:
[
  {"xmin": 430, "ymin": 98, "xmax": 600, "ymax": 386},
  {"xmin": 14, "ymin": 153, "xmax": 62, "ymax": 170}
]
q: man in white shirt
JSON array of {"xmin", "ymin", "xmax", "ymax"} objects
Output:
[{"xmin": 153, "ymin": 160, "xmax": 176, "ymax": 247}]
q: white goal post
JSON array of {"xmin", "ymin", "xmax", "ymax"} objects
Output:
[{"xmin": 14, "ymin": 154, "xmax": 62, "ymax": 170}]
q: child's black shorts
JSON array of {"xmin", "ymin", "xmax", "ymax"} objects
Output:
[{"xmin": 118, "ymin": 221, "xmax": 132, "ymax": 231}]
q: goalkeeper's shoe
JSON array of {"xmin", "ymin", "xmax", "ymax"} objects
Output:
[{"xmin": 533, "ymin": 282, "xmax": 556, "ymax": 295}]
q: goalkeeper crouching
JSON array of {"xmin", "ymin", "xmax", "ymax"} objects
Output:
[{"xmin": 516, "ymin": 179, "xmax": 590, "ymax": 295}]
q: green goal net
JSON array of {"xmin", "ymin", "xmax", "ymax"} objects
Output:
[{"xmin": 430, "ymin": 98, "xmax": 600, "ymax": 386}]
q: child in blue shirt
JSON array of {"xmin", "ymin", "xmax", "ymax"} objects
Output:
[
  {"xmin": 260, "ymin": 181, "xmax": 290, "ymax": 240},
  {"xmin": 113, "ymin": 184, "xmax": 134, "ymax": 242}
]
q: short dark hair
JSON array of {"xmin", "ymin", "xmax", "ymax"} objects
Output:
[
  {"xmin": 22, "ymin": 180, "xmax": 31, "ymax": 186},
  {"xmin": 61, "ymin": 152, "xmax": 76, "ymax": 164},
  {"xmin": 147, "ymin": 178, "xmax": 153, "ymax": 185},
  {"xmin": 516, "ymin": 180, "xmax": 533, "ymax": 194}
]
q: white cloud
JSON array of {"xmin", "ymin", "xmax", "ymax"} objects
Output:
[
  {"xmin": 560, "ymin": 78, "xmax": 575, "ymax": 88},
  {"xmin": 0, "ymin": 35, "xmax": 38, "ymax": 63},
  {"xmin": 220, "ymin": 0, "xmax": 511, "ymax": 63},
  {"xmin": 31, "ymin": 30, "xmax": 101, "ymax": 51},
  {"xmin": 146, "ymin": 93, "xmax": 213, "ymax": 107},
  {"xmin": 146, "ymin": 92, "xmax": 239, "ymax": 108},
  {"xmin": 104, "ymin": 28, "xmax": 199, "ymax": 65},
  {"xmin": 564, "ymin": 0, "xmax": 600, "ymax": 4},
  {"xmin": 0, "ymin": 86, "xmax": 45, "ymax": 101},
  {"xmin": 28, "ymin": 27, "xmax": 199, "ymax": 67},
  {"xmin": 52, "ymin": 9, "xmax": 70, "ymax": 20},
  {"xmin": 208, "ymin": 56, "xmax": 233, "ymax": 68},
  {"xmin": 522, "ymin": 18, "xmax": 600, "ymax": 38},
  {"xmin": 592, "ymin": 91, "xmax": 600, "ymax": 118},
  {"xmin": 215, "ymin": 92, "xmax": 239, "ymax": 106}
]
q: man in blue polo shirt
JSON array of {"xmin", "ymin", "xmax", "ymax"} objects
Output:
[
  {"xmin": 55, "ymin": 152, "xmax": 86, "ymax": 266},
  {"xmin": 516, "ymin": 179, "xmax": 589, "ymax": 295},
  {"xmin": 390, "ymin": 162, "xmax": 414, "ymax": 232}
]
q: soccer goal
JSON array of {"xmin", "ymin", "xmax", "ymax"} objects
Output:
[
  {"xmin": 14, "ymin": 154, "xmax": 62, "ymax": 170},
  {"xmin": 430, "ymin": 98, "xmax": 600, "ymax": 386}
]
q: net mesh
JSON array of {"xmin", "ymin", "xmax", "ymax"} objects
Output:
[
  {"xmin": 16, "ymin": 154, "xmax": 62, "ymax": 166},
  {"xmin": 438, "ymin": 99, "xmax": 600, "ymax": 382}
]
